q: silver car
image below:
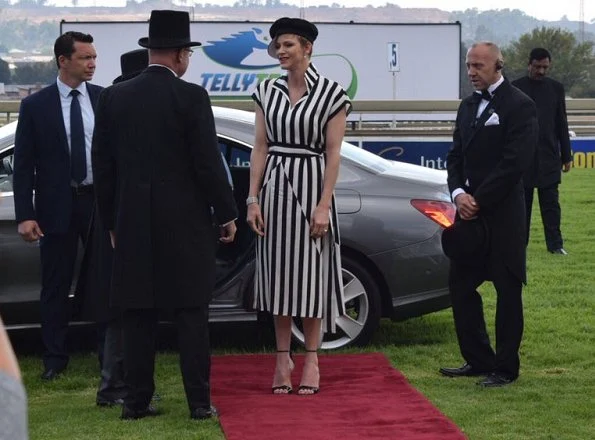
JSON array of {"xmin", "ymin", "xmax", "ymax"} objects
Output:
[{"xmin": 0, "ymin": 107, "xmax": 454, "ymax": 349}]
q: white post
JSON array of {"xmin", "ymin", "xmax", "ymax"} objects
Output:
[
  {"xmin": 392, "ymin": 72, "xmax": 397, "ymax": 128},
  {"xmin": 387, "ymin": 42, "xmax": 400, "ymax": 129}
]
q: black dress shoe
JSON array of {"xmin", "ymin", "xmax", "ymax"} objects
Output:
[
  {"xmin": 40, "ymin": 367, "xmax": 65, "ymax": 381},
  {"xmin": 439, "ymin": 363, "xmax": 491, "ymax": 377},
  {"xmin": 97, "ymin": 397, "xmax": 125, "ymax": 407},
  {"xmin": 477, "ymin": 372, "xmax": 515, "ymax": 387},
  {"xmin": 120, "ymin": 404, "xmax": 159, "ymax": 420},
  {"xmin": 190, "ymin": 405, "xmax": 218, "ymax": 420},
  {"xmin": 549, "ymin": 248, "xmax": 568, "ymax": 255}
]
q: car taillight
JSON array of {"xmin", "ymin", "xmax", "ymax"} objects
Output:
[{"xmin": 410, "ymin": 199, "xmax": 455, "ymax": 229}]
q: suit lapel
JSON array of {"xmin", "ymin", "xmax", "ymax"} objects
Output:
[
  {"xmin": 475, "ymin": 99, "xmax": 497, "ymax": 128},
  {"xmin": 461, "ymin": 96, "xmax": 480, "ymax": 150},
  {"xmin": 86, "ymin": 83, "xmax": 101, "ymax": 110},
  {"xmin": 463, "ymin": 84, "xmax": 506, "ymax": 150},
  {"xmin": 50, "ymin": 83, "xmax": 69, "ymax": 155}
]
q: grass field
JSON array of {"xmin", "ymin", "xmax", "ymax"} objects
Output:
[{"xmin": 14, "ymin": 168, "xmax": 595, "ymax": 440}]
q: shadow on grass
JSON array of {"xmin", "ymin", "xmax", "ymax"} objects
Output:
[
  {"xmin": 371, "ymin": 311, "xmax": 455, "ymax": 348},
  {"xmin": 10, "ymin": 311, "xmax": 454, "ymax": 363}
]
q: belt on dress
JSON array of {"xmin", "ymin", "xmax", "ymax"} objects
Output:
[{"xmin": 268, "ymin": 144, "xmax": 323, "ymax": 158}]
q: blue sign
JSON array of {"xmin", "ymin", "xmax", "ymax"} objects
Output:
[{"xmin": 348, "ymin": 137, "xmax": 595, "ymax": 169}]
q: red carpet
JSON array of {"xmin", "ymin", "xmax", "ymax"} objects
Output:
[{"xmin": 211, "ymin": 353, "xmax": 467, "ymax": 440}]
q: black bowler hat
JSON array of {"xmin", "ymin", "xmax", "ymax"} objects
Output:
[
  {"xmin": 267, "ymin": 17, "xmax": 318, "ymax": 58},
  {"xmin": 441, "ymin": 216, "xmax": 490, "ymax": 262},
  {"xmin": 113, "ymin": 49, "xmax": 148, "ymax": 84},
  {"xmin": 138, "ymin": 10, "xmax": 201, "ymax": 49}
]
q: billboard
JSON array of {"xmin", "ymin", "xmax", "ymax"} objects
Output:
[
  {"xmin": 61, "ymin": 21, "xmax": 461, "ymax": 101},
  {"xmin": 346, "ymin": 137, "xmax": 595, "ymax": 170}
]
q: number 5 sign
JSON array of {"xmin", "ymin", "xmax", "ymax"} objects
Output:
[{"xmin": 387, "ymin": 42, "xmax": 400, "ymax": 72}]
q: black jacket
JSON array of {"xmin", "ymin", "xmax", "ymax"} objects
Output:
[
  {"xmin": 447, "ymin": 79, "xmax": 538, "ymax": 283},
  {"xmin": 13, "ymin": 82, "xmax": 103, "ymax": 233},
  {"xmin": 92, "ymin": 66, "xmax": 238, "ymax": 309},
  {"xmin": 512, "ymin": 76, "xmax": 572, "ymax": 188}
]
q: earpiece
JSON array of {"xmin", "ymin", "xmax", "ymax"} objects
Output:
[{"xmin": 495, "ymin": 60, "xmax": 503, "ymax": 71}]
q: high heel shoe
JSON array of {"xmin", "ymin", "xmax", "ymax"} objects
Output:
[
  {"xmin": 298, "ymin": 350, "xmax": 319, "ymax": 395},
  {"xmin": 271, "ymin": 350, "xmax": 294, "ymax": 394}
]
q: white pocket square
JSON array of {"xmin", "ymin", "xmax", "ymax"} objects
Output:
[{"xmin": 484, "ymin": 112, "xmax": 500, "ymax": 126}]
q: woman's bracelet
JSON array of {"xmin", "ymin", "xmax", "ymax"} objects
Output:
[{"xmin": 246, "ymin": 196, "xmax": 259, "ymax": 206}]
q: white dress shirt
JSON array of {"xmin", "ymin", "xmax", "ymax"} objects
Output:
[
  {"xmin": 57, "ymin": 77, "xmax": 95, "ymax": 186},
  {"xmin": 451, "ymin": 75, "xmax": 505, "ymax": 202}
]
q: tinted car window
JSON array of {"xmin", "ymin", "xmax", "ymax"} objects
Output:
[{"xmin": 0, "ymin": 149, "xmax": 14, "ymax": 193}]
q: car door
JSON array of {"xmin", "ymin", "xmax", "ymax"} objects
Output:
[
  {"xmin": 0, "ymin": 146, "xmax": 42, "ymax": 325},
  {"xmin": 208, "ymin": 136, "xmax": 256, "ymax": 316}
]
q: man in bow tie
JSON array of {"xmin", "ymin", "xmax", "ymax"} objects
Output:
[{"xmin": 440, "ymin": 42, "xmax": 538, "ymax": 387}]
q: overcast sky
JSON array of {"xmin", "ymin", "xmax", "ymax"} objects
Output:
[{"xmin": 46, "ymin": 0, "xmax": 594, "ymax": 23}]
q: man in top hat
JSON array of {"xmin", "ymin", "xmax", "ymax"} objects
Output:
[
  {"xmin": 76, "ymin": 48, "xmax": 149, "ymax": 408},
  {"xmin": 92, "ymin": 10, "xmax": 238, "ymax": 420}
]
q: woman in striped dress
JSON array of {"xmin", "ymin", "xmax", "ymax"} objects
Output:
[{"xmin": 247, "ymin": 17, "xmax": 352, "ymax": 395}]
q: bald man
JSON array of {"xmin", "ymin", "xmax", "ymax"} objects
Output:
[{"xmin": 441, "ymin": 42, "xmax": 538, "ymax": 387}]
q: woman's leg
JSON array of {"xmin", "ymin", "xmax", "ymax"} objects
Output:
[
  {"xmin": 272, "ymin": 315, "xmax": 294, "ymax": 393},
  {"xmin": 299, "ymin": 317, "xmax": 321, "ymax": 394}
]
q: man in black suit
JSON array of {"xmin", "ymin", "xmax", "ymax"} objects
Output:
[
  {"xmin": 92, "ymin": 10, "xmax": 238, "ymax": 420},
  {"xmin": 76, "ymin": 49, "xmax": 150, "ymax": 408},
  {"xmin": 440, "ymin": 42, "xmax": 537, "ymax": 387},
  {"xmin": 13, "ymin": 31, "xmax": 103, "ymax": 380},
  {"xmin": 512, "ymin": 48, "xmax": 573, "ymax": 255}
]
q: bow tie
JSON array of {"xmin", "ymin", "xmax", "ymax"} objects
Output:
[{"xmin": 479, "ymin": 89, "xmax": 492, "ymax": 101}]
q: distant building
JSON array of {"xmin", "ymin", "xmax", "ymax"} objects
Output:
[{"xmin": 0, "ymin": 84, "xmax": 44, "ymax": 99}]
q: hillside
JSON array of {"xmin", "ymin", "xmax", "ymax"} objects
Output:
[{"xmin": 0, "ymin": 3, "xmax": 593, "ymax": 57}]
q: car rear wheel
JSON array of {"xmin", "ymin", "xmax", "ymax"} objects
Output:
[{"xmin": 291, "ymin": 255, "xmax": 382, "ymax": 350}]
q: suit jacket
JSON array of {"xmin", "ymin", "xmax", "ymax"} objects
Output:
[
  {"xmin": 511, "ymin": 76, "xmax": 572, "ymax": 188},
  {"xmin": 13, "ymin": 82, "xmax": 103, "ymax": 234},
  {"xmin": 447, "ymin": 79, "xmax": 538, "ymax": 282},
  {"xmin": 92, "ymin": 66, "xmax": 238, "ymax": 309}
]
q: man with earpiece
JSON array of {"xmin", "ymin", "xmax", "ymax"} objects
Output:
[
  {"xmin": 440, "ymin": 42, "xmax": 538, "ymax": 387},
  {"xmin": 512, "ymin": 48, "xmax": 572, "ymax": 256}
]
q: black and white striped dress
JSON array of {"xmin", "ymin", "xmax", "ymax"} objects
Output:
[{"xmin": 251, "ymin": 64, "xmax": 352, "ymax": 332}]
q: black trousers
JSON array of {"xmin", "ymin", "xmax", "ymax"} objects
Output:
[
  {"xmin": 39, "ymin": 191, "xmax": 93, "ymax": 370},
  {"xmin": 525, "ymin": 184, "xmax": 563, "ymax": 251},
  {"xmin": 96, "ymin": 317, "xmax": 127, "ymax": 402},
  {"xmin": 122, "ymin": 306, "xmax": 211, "ymax": 412},
  {"xmin": 448, "ymin": 260, "xmax": 524, "ymax": 379}
]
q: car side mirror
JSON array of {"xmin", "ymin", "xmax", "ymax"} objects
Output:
[{"xmin": 2, "ymin": 157, "xmax": 13, "ymax": 175}]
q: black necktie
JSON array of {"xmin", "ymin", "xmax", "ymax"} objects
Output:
[{"xmin": 70, "ymin": 89, "xmax": 87, "ymax": 184}]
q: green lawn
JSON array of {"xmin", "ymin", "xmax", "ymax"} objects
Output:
[{"xmin": 16, "ymin": 168, "xmax": 595, "ymax": 440}]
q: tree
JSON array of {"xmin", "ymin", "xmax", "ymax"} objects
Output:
[
  {"xmin": 502, "ymin": 27, "xmax": 595, "ymax": 97},
  {"xmin": 12, "ymin": 61, "xmax": 56, "ymax": 85},
  {"xmin": 0, "ymin": 58, "xmax": 10, "ymax": 84}
]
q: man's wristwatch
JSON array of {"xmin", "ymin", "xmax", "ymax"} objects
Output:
[{"xmin": 246, "ymin": 196, "xmax": 259, "ymax": 206}]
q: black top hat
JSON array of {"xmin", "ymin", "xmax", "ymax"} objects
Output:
[
  {"xmin": 113, "ymin": 49, "xmax": 149, "ymax": 84},
  {"xmin": 441, "ymin": 216, "xmax": 490, "ymax": 262},
  {"xmin": 138, "ymin": 10, "xmax": 201, "ymax": 49},
  {"xmin": 267, "ymin": 17, "xmax": 318, "ymax": 58}
]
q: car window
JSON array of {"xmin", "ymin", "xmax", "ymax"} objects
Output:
[
  {"xmin": 0, "ymin": 148, "xmax": 14, "ymax": 194},
  {"xmin": 219, "ymin": 137, "xmax": 251, "ymax": 169}
]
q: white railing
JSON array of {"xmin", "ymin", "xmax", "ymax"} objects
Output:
[{"xmin": 3, "ymin": 99, "xmax": 595, "ymax": 135}]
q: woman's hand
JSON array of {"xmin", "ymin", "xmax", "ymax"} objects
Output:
[
  {"xmin": 310, "ymin": 204, "xmax": 330, "ymax": 238},
  {"xmin": 247, "ymin": 203, "xmax": 265, "ymax": 236}
]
